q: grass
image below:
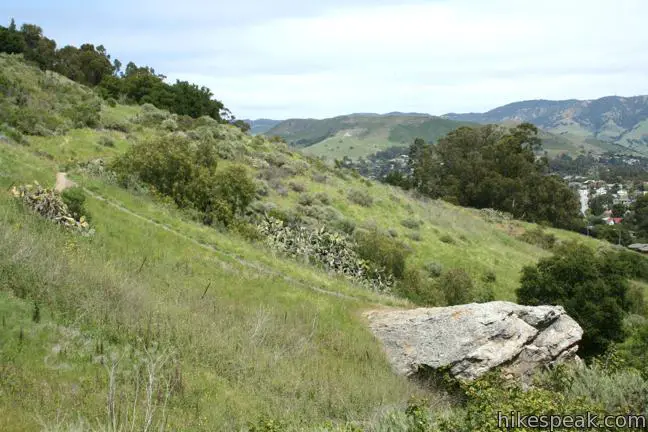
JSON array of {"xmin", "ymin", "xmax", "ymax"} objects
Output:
[{"xmin": 0, "ymin": 55, "xmax": 623, "ymax": 429}]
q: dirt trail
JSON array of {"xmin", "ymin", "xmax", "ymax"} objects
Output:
[{"xmin": 54, "ymin": 172, "xmax": 76, "ymax": 192}]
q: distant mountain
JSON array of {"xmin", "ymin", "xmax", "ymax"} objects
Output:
[
  {"xmin": 243, "ymin": 119, "xmax": 283, "ymax": 135},
  {"xmin": 443, "ymin": 96, "xmax": 648, "ymax": 154},
  {"xmin": 265, "ymin": 114, "xmax": 472, "ymax": 160}
]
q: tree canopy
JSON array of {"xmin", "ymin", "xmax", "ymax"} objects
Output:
[
  {"xmin": 405, "ymin": 123, "xmax": 581, "ymax": 229},
  {"xmin": 516, "ymin": 242, "xmax": 631, "ymax": 358},
  {"xmin": 0, "ymin": 18, "xmax": 242, "ymax": 128}
]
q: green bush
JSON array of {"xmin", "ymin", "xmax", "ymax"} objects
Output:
[
  {"xmin": 439, "ymin": 268, "xmax": 474, "ymax": 306},
  {"xmin": 519, "ymin": 227, "xmax": 557, "ymax": 250},
  {"xmin": 112, "ymin": 134, "xmax": 255, "ymax": 227},
  {"xmin": 314, "ymin": 192, "xmax": 331, "ymax": 205},
  {"xmin": 400, "ymin": 218, "xmax": 422, "ymax": 230},
  {"xmin": 347, "ymin": 189, "xmax": 373, "ymax": 207},
  {"xmin": 482, "ymin": 270, "xmax": 497, "ymax": 283},
  {"xmin": 334, "ymin": 218, "xmax": 356, "ymax": 235},
  {"xmin": 439, "ymin": 234, "xmax": 455, "ymax": 244},
  {"xmin": 354, "ymin": 228, "xmax": 410, "ymax": 280},
  {"xmin": 288, "ymin": 182, "xmax": 305, "ymax": 193},
  {"xmin": 517, "ymin": 242, "xmax": 631, "ymax": 358},
  {"xmin": 61, "ymin": 187, "xmax": 90, "ymax": 222},
  {"xmin": 297, "ymin": 193, "xmax": 315, "ymax": 206},
  {"xmin": 103, "ymin": 119, "xmax": 131, "ymax": 132},
  {"xmin": 407, "ymin": 232, "xmax": 422, "ymax": 242},
  {"xmin": 398, "ymin": 267, "xmax": 444, "ymax": 306},
  {"xmin": 311, "ymin": 173, "xmax": 328, "ymax": 183},
  {"xmin": 98, "ymin": 135, "xmax": 115, "ymax": 147},
  {"xmin": 161, "ymin": 117, "xmax": 178, "ymax": 131},
  {"xmin": 424, "ymin": 261, "xmax": 444, "ymax": 278}
]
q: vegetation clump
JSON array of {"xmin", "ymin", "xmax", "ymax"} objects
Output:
[
  {"xmin": 11, "ymin": 182, "xmax": 93, "ymax": 235},
  {"xmin": 517, "ymin": 242, "xmax": 636, "ymax": 358},
  {"xmin": 257, "ymin": 217, "xmax": 394, "ymax": 290},
  {"xmin": 112, "ymin": 134, "xmax": 256, "ymax": 227},
  {"xmin": 519, "ymin": 227, "xmax": 558, "ymax": 250},
  {"xmin": 347, "ymin": 189, "xmax": 373, "ymax": 207}
]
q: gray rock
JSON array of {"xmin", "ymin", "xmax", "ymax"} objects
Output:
[{"xmin": 364, "ymin": 301, "xmax": 582, "ymax": 382}]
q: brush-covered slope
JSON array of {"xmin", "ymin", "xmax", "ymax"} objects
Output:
[
  {"xmin": 243, "ymin": 118, "xmax": 282, "ymax": 135},
  {"xmin": 444, "ymin": 96, "xmax": 648, "ymax": 155},
  {"xmin": 264, "ymin": 111, "xmax": 619, "ymax": 161},
  {"xmin": 265, "ymin": 114, "xmax": 472, "ymax": 160},
  {"xmin": 0, "ymin": 53, "xmax": 609, "ymax": 430}
]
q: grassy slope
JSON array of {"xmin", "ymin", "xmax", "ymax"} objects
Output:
[
  {"xmin": 267, "ymin": 113, "xmax": 626, "ymax": 161},
  {"xmin": 0, "ymin": 54, "xmax": 612, "ymax": 429},
  {"xmin": 267, "ymin": 115, "xmax": 473, "ymax": 161}
]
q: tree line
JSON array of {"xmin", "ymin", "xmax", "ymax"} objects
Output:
[
  {"xmin": 385, "ymin": 123, "xmax": 582, "ymax": 229},
  {"xmin": 0, "ymin": 18, "xmax": 249, "ymax": 130}
]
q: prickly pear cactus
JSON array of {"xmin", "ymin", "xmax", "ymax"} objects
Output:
[
  {"xmin": 11, "ymin": 181, "xmax": 94, "ymax": 236},
  {"xmin": 257, "ymin": 216, "xmax": 393, "ymax": 291}
]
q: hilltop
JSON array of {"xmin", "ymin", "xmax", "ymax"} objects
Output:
[
  {"xmin": 443, "ymin": 95, "xmax": 648, "ymax": 155},
  {"xmin": 261, "ymin": 103, "xmax": 636, "ymax": 162},
  {"xmin": 0, "ymin": 51, "xmax": 620, "ymax": 430},
  {"xmin": 243, "ymin": 118, "xmax": 282, "ymax": 135},
  {"xmin": 264, "ymin": 114, "xmax": 472, "ymax": 160}
]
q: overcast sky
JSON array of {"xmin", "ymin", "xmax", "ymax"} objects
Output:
[{"xmin": 3, "ymin": 0, "xmax": 648, "ymax": 119}]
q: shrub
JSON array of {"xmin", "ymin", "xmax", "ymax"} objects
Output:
[
  {"xmin": 517, "ymin": 242, "xmax": 630, "ymax": 358},
  {"xmin": 297, "ymin": 193, "xmax": 315, "ymax": 206},
  {"xmin": 61, "ymin": 187, "xmax": 90, "ymax": 222},
  {"xmin": 231, "ymin": 220, "xmax": 263, "ymax": 242},
  {"xmin": 161, "ymin": 118, "xmax": 178, "ymax": 131},
  {"xmin": 347, "ymin": 189, "xmax": 373, "ymax": 207},
  {"xmin": 407, "ymin": 232, "xmax": 422, "ymax": 242},
  {"xmin": 439, "ymin": 234, "xmax": 455, "ymax": 244},
  {"xmin": 354, "ymin": 228, "xmax": 410, "ymax": 280},
  {"xmin": 98, "ymin": 135, "xmax": 115, "ymax": 147},
  {"xmin": 106, "ymin": 97, "xmax": 117, "ymax": 107},
  {"xmin": 519, "ymin": 227, "xmax": 557, "ymax": 250},
  {"xmin": 212, "ymin": 165, "xmax": 257, "ymax": 218},
  {"xmin": 388, "ymin": 228, "xmax": 399, "ymax": 238},
  {"xmin": 482, "ymin": 270, "xmax": 497, "ymax": 283},
  {"xmin": 424, "ymin": 262, "xmax": 444, "ymax": 278},
  {"xmin": 401, "ymin": 218, "xmax": 422, "ymax": 230},
  {"xmin": 335, "ymin": 218, "xmax": 356, "ymax": 235},
  {"xmin": 255, "ymin": 179, "xmax": 269, "ymax": 197},
  {"xmin": 284, "ymin": 159, "xmax": 310, "ymax": 176},
  {"xmin": 134, "ymin": 103, "xmax": 170, "ymax": 126},
  {"xmin": 314, "ymin": 192, "xmax": 331, "ymax": 205},
  {"xmin": 112, "ymin": 135, "xmax": 255, "ymax": 227},
  {"xmin": 103, "ymin": 119, "xmax": 131, "ymax": 132},
  {"xmin": 311, "ymin": 173, "xmax": 328, "ymax": 183},
  {"xmin": 439, "ymin": 268, "xmax": 474, "ymax": 306},
  {"xmin": 398, "ymin": 267, "xmax": 445, "ymax": 306},
  {"xmin": 289, "ymin": 182, "xmax": 306, "ymax": 193}
]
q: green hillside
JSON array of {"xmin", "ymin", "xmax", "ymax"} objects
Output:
[
  {"xmin": 265, "ymin": 113, "xmax": 622, "ymax": 161},
  {"xmin": 265, "ymin": 115, "xmax": 473, "ymax": 160},
  {"xmin": 0, "ymin": 53, "xmax": 632, "ymax": 430},
  {"xmin": 444, "ymin": 96, "xmax": 648, "ymax": 156}
]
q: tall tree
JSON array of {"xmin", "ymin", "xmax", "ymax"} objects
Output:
[{"xmin": 405, "ymin": 123, "xmax": 580, "ymax": 228}]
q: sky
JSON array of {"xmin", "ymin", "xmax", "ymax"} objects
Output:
[{"xmin": 3, "ymin": 0, "xmax": 648, "ymax": 119}]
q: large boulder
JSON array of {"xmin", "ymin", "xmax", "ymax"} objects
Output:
[{"xmin": 364, "ymin": 301, "xmax": 582, "ymax": 382}]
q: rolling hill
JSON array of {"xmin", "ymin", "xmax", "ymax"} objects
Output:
[
  {"xmin": 443, "ymin": 95, "xmax": 648, "ymax": 155},
  {"xmin": 0, "ymin": 53, "xmax": 612, "ymax": 430},
  {"xmin": 264, "ymin": 114, "xmax": 474, "ymax": 160},
  {"xmin": 264, "ymin": 104, "xmax": 639, "ymax": 162},
  {"xmin": 242, "ymin": 118, "xmax": 282, "ymax": 135}
]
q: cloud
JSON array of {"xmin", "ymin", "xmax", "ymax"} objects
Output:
[{"xmin": 4, "ymin": 0, "xmax": 648, "ymax": 118}]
